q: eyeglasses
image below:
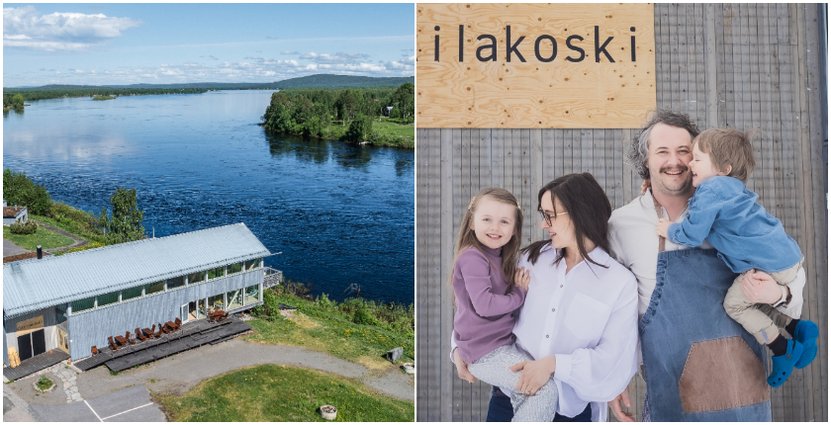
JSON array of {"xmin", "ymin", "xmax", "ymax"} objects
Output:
[{"xmin": 538, "ymin": 209, "xmax": 568, "ymax": 226}]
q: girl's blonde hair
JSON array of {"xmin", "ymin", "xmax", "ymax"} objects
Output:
[{"xmin": 451, "ymin": 188, "xmax": 523, "ymax": 294}]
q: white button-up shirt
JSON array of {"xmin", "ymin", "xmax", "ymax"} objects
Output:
[{"xmin": 513, "ymin": 245, "xmax": 639, "ymax": 421}]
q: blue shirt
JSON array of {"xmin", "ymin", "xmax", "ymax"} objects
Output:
[{"xmin": 667, "ymin": 176, "xmax": 802, "ymax": 274}]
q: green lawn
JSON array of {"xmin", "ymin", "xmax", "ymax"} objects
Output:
[
  {"xmin": 154, "ymin": 364, "xmax": 413, "ymax": 421},
  {"xmin": 247, "ymin": 288, "xmax": 413, "ymax": 370},
  {"xmin": 3, "ymin": 223, "xmax": 74, "ymax": 250}
]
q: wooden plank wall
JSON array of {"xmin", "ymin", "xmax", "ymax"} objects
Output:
[{"xmin": 415, "ymin": 4, "xmax": 827, "ymax": 421}]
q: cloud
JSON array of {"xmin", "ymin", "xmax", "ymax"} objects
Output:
[
  {"xmin": 7, "ymin": 47, "xmax": 413, "ymax": 86},
  {"xmin": 4, "ymin": 6, "xmax": 140, "ymax": 51},
  {"xmin": 300, "ymin": 51, "xmax": 371, "ymax": 64}
]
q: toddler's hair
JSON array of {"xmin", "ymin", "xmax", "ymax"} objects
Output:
[
  {"xmin": 452, "ymin": 188, "xmax": 523, "ymax": 292},
  {"xmin": 694, "ymin": 128, "xmax": 756, "ymax": 182}
]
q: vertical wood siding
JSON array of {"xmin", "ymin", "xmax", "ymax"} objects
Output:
[
  {"xmin": 416, "ymin": 4, "xmax": 827, "ymax": 421},
  {"xmin": 66, "ymin": 269, "xmax": 263, "ymax": 360}
]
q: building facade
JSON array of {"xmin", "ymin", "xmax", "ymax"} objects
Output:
[{"xmin": 4, "ymin": 223, "xmax": 272, "ymax": 363}]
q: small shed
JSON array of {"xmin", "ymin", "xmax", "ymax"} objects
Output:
[{"xmin": 3, "ymin": 205, "xmax": 28, "ymax": 226}]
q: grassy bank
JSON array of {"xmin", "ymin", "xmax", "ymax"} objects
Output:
[
  {"xmin": 155, "ymin": 364, "xmax": 413, "ymax": 421},
  {"xmin": 2, "ymin": 225, "xmax": 73, "ymax": 251},
  {"xmin": 247, "ymin": 282, "xmax": 414, "ymax": 370}
]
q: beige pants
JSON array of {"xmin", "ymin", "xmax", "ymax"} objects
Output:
[{"xmin": 723, "ymin": 262, "xmax": 801, "ymax": 345}]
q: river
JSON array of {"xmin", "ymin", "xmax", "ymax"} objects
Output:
[{"xmin": 3, "ymin": 90, "xmax": 414, "ymax": 304}]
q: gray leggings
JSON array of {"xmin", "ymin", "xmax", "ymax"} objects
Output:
[{"xmin": 468, "ymin": 344, "xmax": 559, "ymax": 422}]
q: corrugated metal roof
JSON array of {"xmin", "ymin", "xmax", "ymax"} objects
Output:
[{"xmin": 4, "ymin": 223, "xmax": 270, "ymax": 318}]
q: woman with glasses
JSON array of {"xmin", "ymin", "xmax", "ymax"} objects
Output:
[{"xmin": 453, "ymin": 173, "xmax": 640, "ymax": 421}]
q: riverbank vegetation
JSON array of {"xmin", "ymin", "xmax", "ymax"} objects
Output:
[
  {"xmin": 2, "ymin": 169, "xmax": 145, "ymax": 253},
  {"xmin": 3, "ymin": 93, "xmax": 25, "ymax": 113},
  {"xmin": 262, "ymin": 84, "xmax": 414, "ymax": 148},
  {"xmin": 248, "ymin": 281, "xmax": 414, "ymax": 370},
  {"xmin": 3, "ymin": 74, "xmax": 413, "ymax": 112},
  {"xmin": 155, "ymin": 364, "xmax": 413, "ymax": 421}
]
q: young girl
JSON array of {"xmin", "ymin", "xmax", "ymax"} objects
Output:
[
  {"xmin": 656, "ymin": 128, "xmax": 819, "ymax": 388},
  {"xmin": 450, "ymin": 187, "xmax": 560, "ymax": 422}
]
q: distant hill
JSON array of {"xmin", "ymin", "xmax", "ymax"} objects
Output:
[
  {"xmin": 273, "ymin": 74, "xmax": 413, "ymax": 89},
  {"xmin": 6, "ymin": 74, "xmax": 414, "ymax": 92}
]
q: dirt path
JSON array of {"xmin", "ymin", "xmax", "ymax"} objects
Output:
[{"xmin": 37, "ymin": 222, "xmax": 87, "ymax": 254}]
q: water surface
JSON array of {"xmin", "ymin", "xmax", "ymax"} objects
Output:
[{"xmin": 3, "ymin": 90, "xmax": 414, "ymax": 304}]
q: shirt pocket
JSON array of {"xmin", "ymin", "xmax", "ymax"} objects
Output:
[{"xmin": 562, "ymin": 292, "xmax": 612, "ymax": 345}]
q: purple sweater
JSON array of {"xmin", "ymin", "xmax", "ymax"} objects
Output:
[{"xmin": 452, "ymin": 246, "xmax": 526, "ymax": 364}]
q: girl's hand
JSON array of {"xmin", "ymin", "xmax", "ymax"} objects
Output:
[
  {"xmin": 452, "ymin": 348, "xmax": 477, "ymax": 384},
  {"xmin": 509, "ymin": 356, "xmax": 555, "ymax": 395},
  {"xmin": 656, "ymin": 218, "xmax": 670, "ymax": 238},
  {"xmin": 514, "ymin": 267, "xmax": 530, "ymax": 291}
]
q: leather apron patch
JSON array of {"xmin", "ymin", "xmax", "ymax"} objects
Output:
[{"xmin": 680, "ymin": 336, "xmax": 769, "ymax": 413}]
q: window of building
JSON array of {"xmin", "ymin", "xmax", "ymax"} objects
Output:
[
  {"xmin": 167, "ymin": 276, "xmax": 185, "ymax": 289},
  {"xmin": 122, "ymin": 286, "xmax": 143, "ymax": 301},
  {"xmin": 208, "ymin": 294, "xmax": 225, "ymax": 311},
  {"xmin": 227, "ymin": 289, "xmax": 243, "ymax": 310},
  {"xmin": 188, "ymin": 271, "xmax": 205, "ymax": 285},
  {"xmin": 97, "ymin": 291, "xmax": 120, "ymax": 307},
  {"xmin": 227, "ymin": 262, "xmax": 243, "ymax": 274},
  {"xmin": 245, "ymin": 259, "xmax": 260, "ymax": 271},
  {"xmin": 208, "ymin": 267, "xmax": 225, "ymax": 280},
  {"xmin": 71, "ymin": 297, "xmax": 95, "ymax": 313},
  {"xmin": 146, "ymin": 281, "xmax": 165, "ymax": 295},
  {"xmin": 244, "ymin": 285, "xmax": 260, "ymax": 305}
]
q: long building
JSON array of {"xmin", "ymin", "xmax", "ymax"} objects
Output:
[{"xmin": 4, "ymin": 222, "xmax": 272, "ymax": 363}]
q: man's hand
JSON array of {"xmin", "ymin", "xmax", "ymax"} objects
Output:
[
  {"xmin": 740, "ymin": 269, "xmax": 783, "ymax": 304},
  {"xmin": 514, "ymin": 267, "xmax": 530, "ymax": 291},
  {"xmin": 656, "ymin": 218, "xmax": 670, "ymax": 238},
  {"xmin": 510, "ymin": 356, "xmax": 555, "ymax": 396},
  {"xmin": 609, "ymin": 389, "xmax": 636, "ymax": 422},
  {"xmin": 452, "ymin": 347, "xmax": 477, "ymax": 384}
]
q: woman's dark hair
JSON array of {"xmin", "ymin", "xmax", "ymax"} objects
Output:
[{"xmin": 523, "ymin": 173, "xmax": 612, "ymax": 268}]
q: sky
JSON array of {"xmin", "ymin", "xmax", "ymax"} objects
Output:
[{"xmin": 2, "ymin": 3, "xmax": 414, "ymax": 87}]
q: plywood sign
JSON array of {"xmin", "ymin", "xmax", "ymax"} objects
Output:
[
  {"xmin": 16, "ymin": 315, "xmax": 44, "ymax": 333},
  {"xmin": 417, "ymin": 3, "xmax": 656, "ymax": 128}
]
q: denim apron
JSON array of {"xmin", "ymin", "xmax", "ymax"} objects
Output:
[{"xmin": 639, "ymin": 248, "xmax": 772, "ymax": 421}]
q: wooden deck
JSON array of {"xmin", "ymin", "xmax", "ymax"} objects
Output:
[
  {"xmin": 74, "ymin": 317, "xmax": 251, "ymax": 372},
  {"xmin": 3, "ymin": 349, "xmax": 69, "ymax": 381}
]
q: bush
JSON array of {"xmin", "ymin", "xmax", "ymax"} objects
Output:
[
  {"xmin": 9, "ymin": 221, "xmax": 37, "ymax": 235},
  {"xmin": 35, "ymin": 376, "xmax": 54, "ymax": 392}
]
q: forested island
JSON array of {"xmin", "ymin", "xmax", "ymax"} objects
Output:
[{"xmin": 262, "ymin": 84, "xmax": 414, "ymax": 148}]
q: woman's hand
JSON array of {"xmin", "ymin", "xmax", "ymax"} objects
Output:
[
  {"xmin": 452, "ymin": 347, "xmax": 477, "ymax": 384},
  {"xmin": 509, "ymin": 356, "xmax": 556, "ymax": 395},
  {"xmin": 656, "ymin": 218, "xmax": 670, "ymax": 238},
  {"xmin": 514, "ymin": 267, "xmax": 530, "ymax": 291}
]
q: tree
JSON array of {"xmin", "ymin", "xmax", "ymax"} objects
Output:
[
  {"xmin": 2, "ymin": 169, "xmax": 51, "ymax": 215},
  {"xmin": 387, "ymin": 83, "xmax": 414, "ymax": 122},
  {"xmin": 343, "ymin": 114, "xmax": 373, "ymax": 143},
  {"xmin": 100, "ymin": 188, "xmax": 144, "ymax": 243}
]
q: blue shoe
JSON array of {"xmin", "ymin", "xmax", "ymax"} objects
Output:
[
  {"xmin": 767, "ymin": 339, "xmax": 804, "ymax": 388},
  {"xmin": 793, "ymin": 320, "xmax": 819, "ymax": 369}
]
